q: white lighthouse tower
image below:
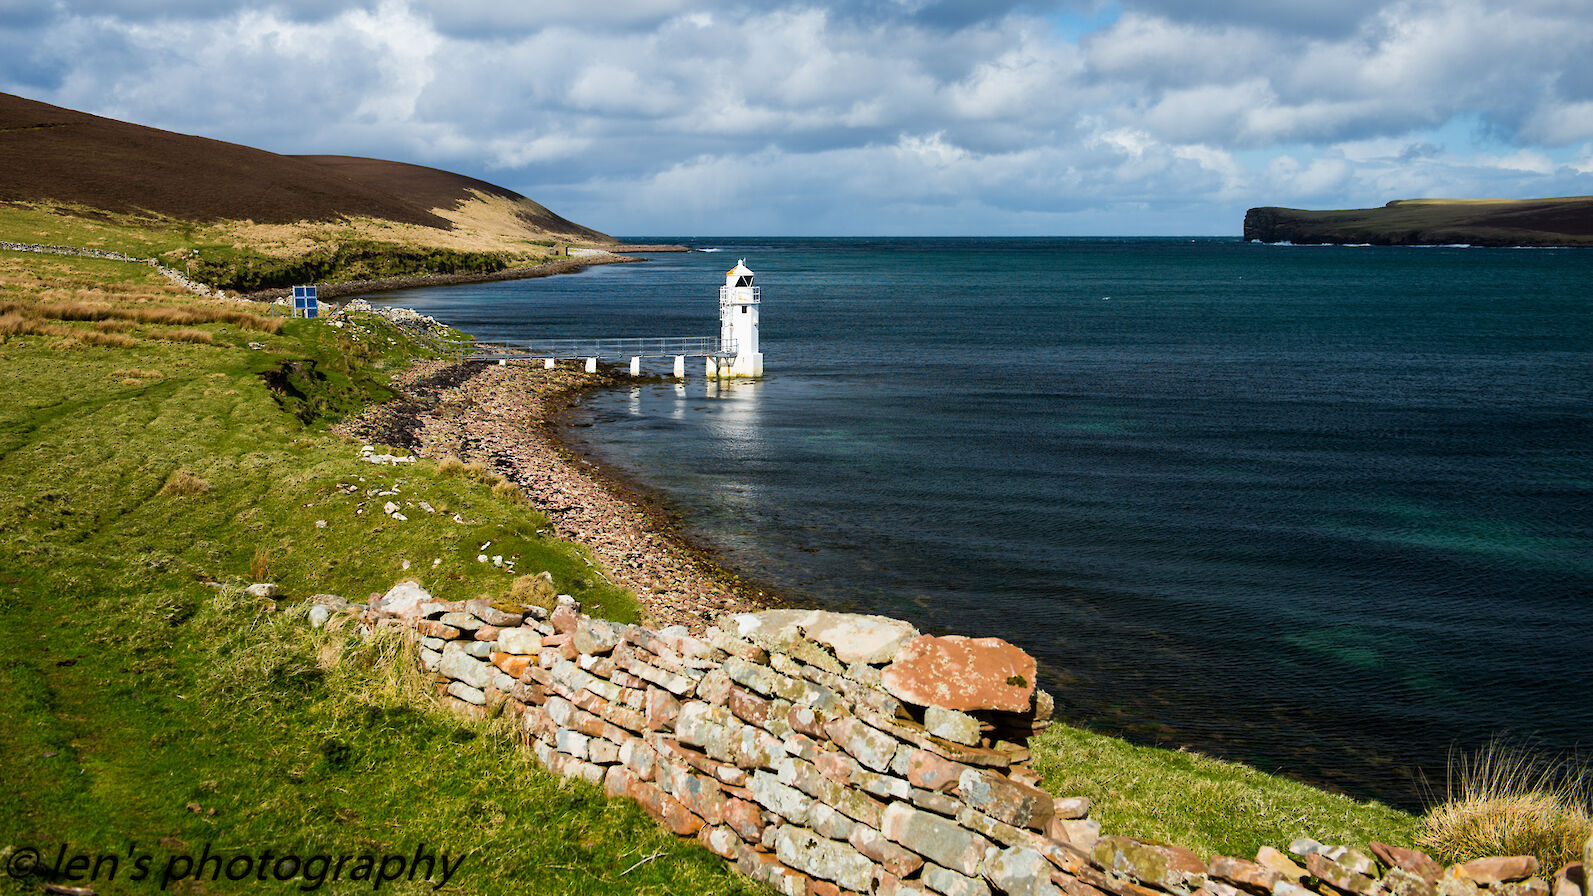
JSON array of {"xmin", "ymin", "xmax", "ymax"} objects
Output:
[{"xmin": 718, "ymin": 259, "xmax": 763, "ymax": 377}]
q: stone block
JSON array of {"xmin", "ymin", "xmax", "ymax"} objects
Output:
[
  {"xmin": 701, "ymin": 825, "xmax": 742, "ymax": 860},
  {"xmin": 497, "ymin": 627, "xmax": 542, "ymax": 655},
  {"xmin": 603, "ymin": 764, "xmax": 633, "ymax": 799},
  {"xmin": 912, "ymin": 787, "xmax": 964, "ymax": 817},
  {"xmin": 418, "ymin": 646, "xmax": 441, "ymax": 672},
  {"xmin": 589, "ymin": 737, "xmax": 620, "ymax": 765},
  {"xmin": 849, "ymin": 825, "xmax": 925, "ymax": 877},
  {"xmin": 629, "ymin": 777, "xmax": 703, "ymax": 837},
  {"xmin": 925, "ymin": 706, "xmax": 983, "ymax": 746},
  {"xmin": 440, "ymin": 611, "xmax": 484, "ymax": 631},
  {"xmin": 1382, "ymin": 868, "xmax": 1440, "ymax": 896},
  {"xmin": 463, "ymin": 641, "xmax": 492, "ymax": 659},
  {"xmin": 620, "ymin": 737, "xmax": 657, "ymax": 781},
  {"xmin": 722, "ymin": 796, "xmax": 765, "ymax": 843},
  {"xmin": 904, "ymin": 748, "xmax": 970, "ymax": 793},
  {"xmin": 556, "ymin": 729, "xmax": 591, "ymax": 761},
  {"xmin": 446, "ymin": 680, "xmax": 486, "ymax": 705},
  {"xmin": 986, "ymin": 845, "xmax": 1063, "ymax": 896},
  {"xmin": 1369, "ymin": 844, "xmax": 1442, "ymax": 885},
  {"xmin": 1306, "ymin": 854, "xmax": 1376, "ymax": 895},
  {"xmin": 775, "ymin": 825, "xmax": 875, "ymax": 892},
  {"xmin": 647, "ymin": 687, "xmax": 682, "ymax": 731},
  {"xmin": 1455, "ymin": 858, "xmax": 1541, "ymax": 886},
  {"xmin": 416, "ymin": 619, "xmax": 461, "ymax": 639},
  {"xmin": 730, "ymin": 609, "xmax": 920, "ymax": 666},
  {"xmin": 809, "ymin": 802, "xmax": 857, "ymax": 841},
  {"xmin": 923, "ymin": 862, "xmax": 993, "ymax": 896},
  {"xmin": 1209, "ymin": 857, "xmax": 1281, "ymax": 896},
  {"xmin": 1092, "ymin": 837, "xmax": 1207, "ymax": 894},
  {"xmin": 439, "ymin": 642, "xmax": 493, "ymax": 689},
  {"xmin": 474, "ymin": 624, "xmax": 504, "ymax": 642},
  {"xmin": 549, "ymin": 602, "xmax": 580, "ymax": 634},
  {"xmin": 825, "ymin": 716, "xmax": 900, "ymax": 772},
  {"xmin": 881, "ymin": 635, "xmax": 1037, "ymax": 713},
  {"xmin": 377, "ymin": 580, "xmax": 430, "ymax": 619},
  {"xmin": 1054, "ymin": 797, "xmax": 1091, "ymax": 820},
  {"xmin": 463, "ymin": 598, "xmax": 524, "ymax": 627},
  {"xmin": 881, "ymin": 802, "xmax": 991, "ymax": 877},
  {"xmin": 738, "ymin": 725, "xmax": 785, "ymax": 770},
  {"xmin": 492, "ymin": 652, "xmax": 531, "ymax": 678},
  {"xmin": 738, "ymin": 848, "xmax": 808, "ymax": 896},
  {"xmin": 959, "ymin": 767, "xmax": 1055, "ymax": 830},
  {"xmin": 750, "ymin": 770, "xmax": 813, "ymax": 825},
  {"xmin": 574, "ymin": 616, "xmax": 622, "ymax": 656},
  {"xmin": 1255, "ymin": 848, "xmax": 1307, "ymax": 883}
]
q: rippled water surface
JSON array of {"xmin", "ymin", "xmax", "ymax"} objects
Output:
[{"xmin": 366, "ymin": 238, "xmax": 1593, "ymax": 808}]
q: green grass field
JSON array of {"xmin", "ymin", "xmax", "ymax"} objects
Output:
[{"xmin": 0, "ymin": 244, "xmax": 1428, "ymax": 896}]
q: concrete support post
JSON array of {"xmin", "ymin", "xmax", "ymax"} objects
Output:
[
  {"xmin": 673, "ymin": 355, "xmax": 686, "ymax": 379},
  {"xmin": 585, "ymin": 357, "xmax": 597, "ymax": 373},
  {"xmin": 630, "ymin": 356, "xmax": 641, "ymax": 376},
  {"xmin": 544, "ymin": 358, "xmax": 555, "ymax": 369},
  {"xmin": 706, "ymin": 357, "xmax": 719, "ymax": 378}
]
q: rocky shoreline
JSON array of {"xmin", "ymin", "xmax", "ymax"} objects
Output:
[{"xmin": 338, "ymin": 358, "xmax": 773, "ymax": 631}]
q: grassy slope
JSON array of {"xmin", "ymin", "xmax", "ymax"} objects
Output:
[
  {"xmin": 0, "ymin": 243, "xmax": 1421, "ymax": 896},
  {"xmin": 0, "ymin": 249, "xmax": 758, "ymax": 896}
]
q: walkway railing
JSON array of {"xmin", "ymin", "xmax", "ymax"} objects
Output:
[{"xmin": 466, "ymin": 336, "xmax": 736, "ymax": 362}]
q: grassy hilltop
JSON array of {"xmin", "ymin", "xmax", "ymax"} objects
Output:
[
  {"xmin": 0, "ymin": 92, "xmax": 613, "ymax": 291},
  {"xmin": 1244, "ymin": 196, "xmax": 1593, "ymax": 247}
]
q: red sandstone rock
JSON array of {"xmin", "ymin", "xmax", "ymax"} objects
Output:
[
  {"xmin": 1307, "ymin": 853, "xmax": 1376, "ymax": 895},
  {"xmin": 646, "ymin": 687, "xmax": 681, "ymax": 731},
  {"xmin": 904, "ymin": 748, "xmax": 968, "ymax": 793},
  {"xmin": 416, "ymin": 619, "xmax": 461, "ymax": 639},
  {"xmin": 1371, "ymin": 843, "xmax": 1443, "ymax": 884},
  {"xmin": 1456, "ymin": 857, "xmax": 1540, "ymax": 886},
  {"xmin": 880, "ymin": 635, "xmax": 1037, "ymax": 713},
  {"xmin": 1209, "ymin": 856, "xmax": 1281, "ymax": 895},
  {"xmin": 550, "ymin": 603, "xmax": 580, "ymax": 634},
  {"xmin": 728, "ymin": 685, "xmax": 775, "ymax": 726},
  {"xmin": 722, "ymin": 797, "xmax": 764, "ymax": 843},
  {"xmin": 491, "ymin": 652, "xmax": 531, "ymax": 678},
  {"xmin": 1091, "ymin": 836, "xmax": 1207, "ymax": 894}
]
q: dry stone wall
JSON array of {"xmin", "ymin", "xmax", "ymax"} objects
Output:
[{"xmin": 337, "ymin": 586, "xmax": 1589, "ymax": 896}]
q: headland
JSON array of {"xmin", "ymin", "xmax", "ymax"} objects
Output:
[{"xmin": 1244, "ymin": 196, "xmax": 1593, "ymax": 246}]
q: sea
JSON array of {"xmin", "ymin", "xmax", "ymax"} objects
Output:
[{"xmin": 362, "ymin": 237, "xmax": 1593, "ymax": 810}]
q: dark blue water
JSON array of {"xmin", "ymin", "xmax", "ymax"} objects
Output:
[{"xmin": 365, "ymin": 238, "xmax": 1593, "ymax": 808}]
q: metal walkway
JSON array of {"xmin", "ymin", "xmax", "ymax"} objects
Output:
[{"xmin": 466, "ymin": 336, "xmax": 735, "ymax": 362}]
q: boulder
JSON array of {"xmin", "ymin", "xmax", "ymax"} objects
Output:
[
  {"xmin": 377, "ymin": 580, "xmax": 431, "ymax": 620},
  {"xmin": 881, "ymin": 635, "xmax": 1037, "ymax": 713}
]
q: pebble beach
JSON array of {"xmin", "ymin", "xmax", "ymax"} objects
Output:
[{"xmin": 340, "ymin": 358, "xmax": 771, "ymax": 630}]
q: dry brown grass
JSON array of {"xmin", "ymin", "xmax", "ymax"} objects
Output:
[
  {"xmin": 80, "ymin": 330, "xmax": 138, "ymax": 348},
  {"xmin": 159, "ymin": 327, "xmax": 215, "ymax": 344},
  {"xmin": 490, "ymin": 477, "xmax": 527, "ymax": 505},
  {"xmin": 158, "ymin": 470, "xmax": 211, "ymax": 497},
  {"xmin": 249, "ymin": 547, "xmax": 271, "ymax": 581},
  {"xmin": 95, "ymin": 318, "xmax": 136, "ymax": 333},
  {"xmin": 1419, "ymin": 740, "xmax": 1592, "ymax": 871},
  {"xmin": 505, "ymin": 572, "xmax": 557, "ymax": 612},
  {"xmin": 436, "ymin": 455, "xmax": 467, "ymax": 477}
]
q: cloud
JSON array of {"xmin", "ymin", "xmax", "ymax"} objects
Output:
[{"xmin": 4, "ymin": 0, "xmax": 1593, "ymax": 234}]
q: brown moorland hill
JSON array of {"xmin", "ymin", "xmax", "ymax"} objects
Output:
[
  {"xmin": 0, "ymin": 92, "xmax": 610, "ymax": 244},
  {"xmin": 0, "ymin": 92, "xmax": 448, "ymax": 226}
]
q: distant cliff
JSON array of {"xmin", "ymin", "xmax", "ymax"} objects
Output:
[{"xmin": 1243, "ymin": 197, "xmax": 1593, "ymax": 247}]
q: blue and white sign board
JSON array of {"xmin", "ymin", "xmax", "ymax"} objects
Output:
[{"xmin": 292, "ymin": 285, "xmax": 318, "ymax": 319}]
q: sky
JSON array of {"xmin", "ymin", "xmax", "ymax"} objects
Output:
[{"xmin": 4, "ymin": 0, "xmax": 1593, "ymax": 235}]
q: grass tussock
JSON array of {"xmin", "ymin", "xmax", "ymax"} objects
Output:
[
  {"xmin": 436, "ymin": 455, "xmax": 467, "ymax": 477},
  {"xmin": 506, "ymin": 572, "xmax": 558, "ymax": 612},
  {"xmin": 95, "ymin": 318, "xmax": 137, "ymax": 333},
  {"xmin": 249, "ymin": 547, "xmax": 271, "ymax": 582},
  {"xmin": 80, "ymin": 330, "xmax": 138, "ymax": 348},
  {"xmin": 114, "ymin": 368, "xmax": 163, "ymax": 380},
  {"xmin": 490, "ymin": 477, "xmax": 527, "ymax": 505},
  {"xmin": 160, "ymin": 327, "xmax": 215, "ymax": 344},
  {"xmin": 1418, "ymin": 740, "xmax": 1592, "ymax": 871},
  {"xmin": 158, "ymin": 470, "xmax": 211, "ymax": 496}
]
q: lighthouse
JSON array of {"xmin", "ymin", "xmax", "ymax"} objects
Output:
[{"xmin": 718, "ymin": 259, "xmax": 763, "ymax": 377}]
